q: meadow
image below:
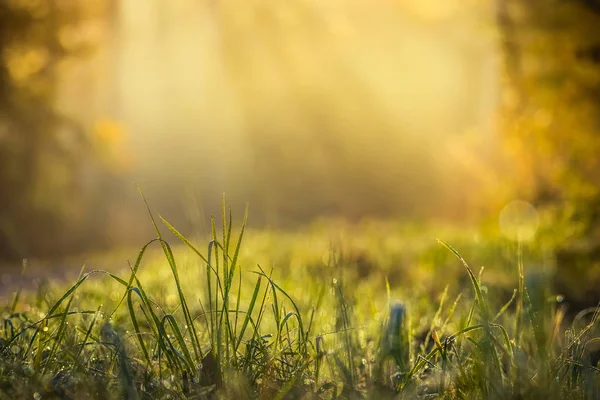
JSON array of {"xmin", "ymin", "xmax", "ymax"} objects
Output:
[
  {"xmin": 3, "ymin": 0, "xmax": 600, "ymax": 398},
  {"xmin": 0, "ymin": 199, "xmax": 599, "ymax": 399}
]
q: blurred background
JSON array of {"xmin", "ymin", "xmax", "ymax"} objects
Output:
[{"xmin": 1, "ymin": 0, "xmax": 600, "ymax": 265}]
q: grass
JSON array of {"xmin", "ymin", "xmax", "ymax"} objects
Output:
[{"xmin": 0, "ymin": 198, "xmax": 599, "ymax": 399}]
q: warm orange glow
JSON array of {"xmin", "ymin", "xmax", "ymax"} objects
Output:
[{"xmin": 54, "ymin": 0, "xmax": 498, "ymax": 222}]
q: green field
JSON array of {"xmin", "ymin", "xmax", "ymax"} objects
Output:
[{"xmin": 1, "ymin": 203, "xmax": 599, "ymax": 399}]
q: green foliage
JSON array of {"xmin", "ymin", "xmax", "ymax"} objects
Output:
[{"xmin": 0, "ymin": 203, "xmax": 598, "ymax": 399}]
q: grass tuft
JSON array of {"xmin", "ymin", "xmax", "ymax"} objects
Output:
[{"xmin": 0, "ymin": 201, "xmax": 598, "ymax": 398}]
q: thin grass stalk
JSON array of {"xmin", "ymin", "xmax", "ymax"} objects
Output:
[
  {"xmin": 438, "ymin": 240, "xmax": 502, "ymax": 393},
  {"xmin": 234, "ymin": 275, "xmax": 262, "ymax": 354},
  {"xmin": 211, "ymin": 216, "xmax": 223, "ymax": 371},
  {"xmin": 76, "ymin": 304, "xmax": 102, "ymax": 361},
  {"xmin": 334, "ymin": 279, "xmax": 355, "ymax": 388},
  {"xmin": 424, "ymin": 285, "xmax": 448, "ymax": 351},
  {"xmin": 127, "ymin": 288, "xmax": 152, "ymax": 366},
  {"xmin": 233, "ymin": 266, "xmax": 243, "ymax": 359},
  {"xmin": 42, "ymin": 290, "xmax": 75, "ymax": 373},
  {"xmin": 9, "ymin": 259, "xmax": 27, "ymax": 315},
  {"xmin": 221, "ymin": 198, "xmax": 231, "ymax": 364},
  {"xmin": 140, "ymin": 190, "xmax": 203, "ymax": 363},
  {"xmin": 516, "ymin": 239, "xmax": 525, "ymax": 347}
]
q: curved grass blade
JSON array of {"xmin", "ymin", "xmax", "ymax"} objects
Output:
[
  {"xmin": 437, "ymin": 240, "xmax": 490, "ymax": 321},
  {"xmin": 161, "ymin": 314, "xmax": 195, "ymax": 372},
  {"xmin": 235, "ymin": 275, "xmax": 262, "ymax": 354},
  {"xmin": 127, "ymin": 287, "xmax": 151, "ymax": 366}
]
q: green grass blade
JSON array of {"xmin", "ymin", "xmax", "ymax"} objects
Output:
[
  {"xmin": 76, "ymin": 305, "xmax": 102, "ymax": 360},
  {"xmin": 10, "ymin": 259, "xmax": 27, "ymax": 314},
  {"xmin": 227, "ymin": 204, "xmax": 248, "ymax": 286},
  {"xmin": 127, "ymin": 287, "xmax": 152, "ymax": 366},
  {"xmin": 161, "ymin": 314, "xmax": 195, "ymax": 371},
  {"xmin": 234, "ymin": 275, "xmax": 262, "ymax": 354},
  {"xmin": 493, "ymin": 289, "xmax": 518, "ymax": 323},
  {"xmin": 438, "ymin": 240, "xmax": 490, "ymax": 321}
]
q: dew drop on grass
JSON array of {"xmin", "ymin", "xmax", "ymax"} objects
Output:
[
  {"xmin": 556, "ymin": 295, "xmax": 564, "ymax": 303},
  {"xmin": 33, "ymin": 392, "xmax": 42, "ymax": 400},
  {"xmin": 43, "ymin": 326, "xmax": 48, "ymax": 332}
]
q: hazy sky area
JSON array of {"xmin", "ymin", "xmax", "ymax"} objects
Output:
[{"xmin": 57, "ymin": 0, "xmax": 499, "ymax": 232}]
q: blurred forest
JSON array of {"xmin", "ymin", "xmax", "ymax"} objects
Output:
[
  {"xmin": 0, "ymin": 0, "xmax": 116, "ymax": 259},
  {"xmin": 1, "ymin": 0, "xmax": 600, "ymax": 261}
]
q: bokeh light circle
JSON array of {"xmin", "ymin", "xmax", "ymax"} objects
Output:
[{"xmin": 499, "ymin": 200, "xmax": 539, "ymax": 241}]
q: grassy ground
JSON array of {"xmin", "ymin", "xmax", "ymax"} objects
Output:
[{"xmin": 1, "ymin": 202, "xmax": 599, "ymax": 399}]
